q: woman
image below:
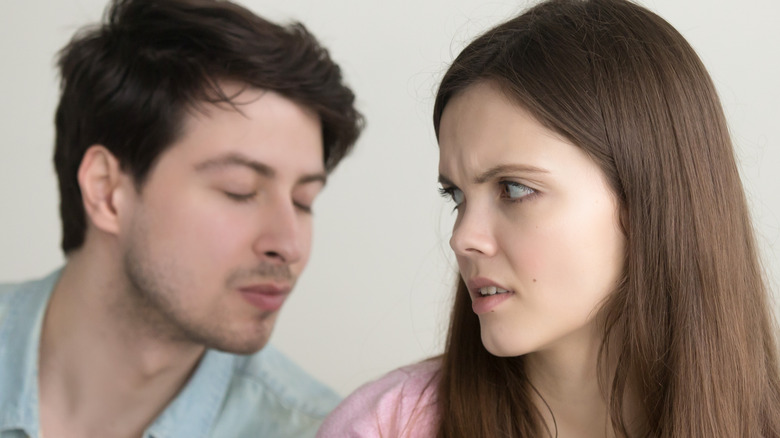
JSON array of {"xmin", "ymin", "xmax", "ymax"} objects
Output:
[{"xmin": 318, "ymin": 0, "xmax": 780, "ymax": 436}]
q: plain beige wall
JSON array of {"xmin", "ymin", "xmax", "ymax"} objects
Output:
[{"xmin": 1, "ymin": 0, "xmax": 778, "ymax": 396}]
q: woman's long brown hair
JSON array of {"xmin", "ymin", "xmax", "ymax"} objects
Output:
[{"xmin": 431, "ymin": 0, "xmax": 780, "ymax": 436}]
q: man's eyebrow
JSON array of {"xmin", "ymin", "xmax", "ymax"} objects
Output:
[
  {"xmin": 438, "ymin": 164, "xmax": 549, "ymax": 187},
  {"xmin": 297, "ymin": 173, "xmax": 328, "ymax": 186},
  {"xmin": 194, "ymin": 153, "xmax": 327, "ymax": 186},
  {"xmin": 195, "ymin": 154, "xmax": 275, "ymax": 177}
]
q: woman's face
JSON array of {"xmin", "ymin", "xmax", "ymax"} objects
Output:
[{"xmin": 438, "ymin": 82, "xmax": 626, "ymax": 357}]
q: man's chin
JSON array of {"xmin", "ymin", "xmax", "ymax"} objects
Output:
[
  {"xmin": 208, "ymin": 333, "xmax": 272, "ymax": 355},
  {"xmin": 202, "ymin": 319, "xmax": 276, "ymax": 354},
  {"xmin": 189, "ymin": 312, "xmax": 278, "ymax": 354}
]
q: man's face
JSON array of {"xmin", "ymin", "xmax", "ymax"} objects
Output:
[{"xmin": 117, "ymin": 87, "xmax": 325, "ymax": 354}]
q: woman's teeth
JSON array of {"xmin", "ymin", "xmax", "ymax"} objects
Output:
[{"xmin": 479, "ymin": 286, "xmax": 509, "ymax": 296}]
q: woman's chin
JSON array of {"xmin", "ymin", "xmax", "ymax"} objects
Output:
[{"xmin": 480, "ymin": 329, "xmax": 527, "ymax": 358}]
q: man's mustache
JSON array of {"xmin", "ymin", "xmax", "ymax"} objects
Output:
[{"xmin": 226, "ymin": 263, "xmax": 293, "ymax": 285}]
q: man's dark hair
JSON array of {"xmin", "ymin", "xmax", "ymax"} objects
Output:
[{"xmin": 54, "ymin": 0, "xmax": 363, "ymax": 253}]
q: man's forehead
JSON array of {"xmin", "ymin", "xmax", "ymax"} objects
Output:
[{"xmin": 188, "ymin": 81, "xmax": 320, "ymax": 122}]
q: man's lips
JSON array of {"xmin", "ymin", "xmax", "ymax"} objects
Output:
[{"xmin": 238, "ymin": 283, "xmax": 291, "ymax": 312}]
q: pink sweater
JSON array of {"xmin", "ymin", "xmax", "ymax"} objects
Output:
[{"xmin": 317, "ymin": 360, "xmax": 440, "ymax": 437}]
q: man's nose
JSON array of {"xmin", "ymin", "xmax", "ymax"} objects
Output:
[{"xmin": 252, "ymin": 195, "xmax": 304, "ymax": 265}]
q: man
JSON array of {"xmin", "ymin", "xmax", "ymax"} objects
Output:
[{"xmin": 0, "ymin": 0, "xmax": 362, "ymax": 436}]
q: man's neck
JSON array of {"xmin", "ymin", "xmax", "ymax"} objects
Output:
[{"xmin": 38, "ymin": 246, "xmax": 205, "ymax": 438}]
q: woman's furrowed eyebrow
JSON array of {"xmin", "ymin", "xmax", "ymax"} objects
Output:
[
  {"xmin": 473, "ymin": 164, "xmax": 549, "ymax": 184},
  {"xmin": 439, "ymin": 164, "xmax": 549, "ymax": 187}
]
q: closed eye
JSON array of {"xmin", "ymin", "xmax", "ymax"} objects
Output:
[
  {"xmin": 224, "ymin": 191, "xmax": 257, "ymax": 202},
  {"xmin": 293, "ymin": 201, "xmax": 313, "ymax": 214}
]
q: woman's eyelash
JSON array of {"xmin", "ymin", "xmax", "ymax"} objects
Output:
[
  {"xmin": 438, "ymin": 186, "xmax": 464, "ymax": 211},
  {"xmin": 438, "ymin": 186, "xmax": 454, "ymax": 198},
  {"xmin": 500, "ymin": 181, "xmax": 536, "ymax": 200},
  {"xmin": 438, "ymin": 181, "xmax": 535, "ymax": 211},
  {"xmin": 438, "ymin": 186, "xmax": 460, "ymax": 201}
]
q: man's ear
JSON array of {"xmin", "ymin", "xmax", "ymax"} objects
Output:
[{"xmin": 77, "ymin": 145, "xmax": 132, "ymax": 236}]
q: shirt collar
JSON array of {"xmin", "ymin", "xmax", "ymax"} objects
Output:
[
  {"xmin": 0, "ymin": 269, "xmax": 236, "ymax": 438},
  {"xmin": 0, "ymin": 270, "xmax": 61, "ymax": 436},
  {"xmin": 144, "ymin": 349, "xmax": 234, "ymax": 438}
]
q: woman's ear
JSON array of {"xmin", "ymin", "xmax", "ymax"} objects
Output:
[{"xmin": 77, "ymin": 145, "xmax": 132, "ymax": 236}]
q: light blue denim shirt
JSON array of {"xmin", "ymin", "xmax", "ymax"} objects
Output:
[{"xmin": 0, "ymin": 270, "xmax": 341, "ymax": 438}]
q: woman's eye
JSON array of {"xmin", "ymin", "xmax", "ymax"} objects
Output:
[
  {"xmin": 501, "ymin": 181, "xmax": 534, "ymax": 200},
  {"xmin": 438, "ymin": 186, "xmax": 465, "ymax": 208}
]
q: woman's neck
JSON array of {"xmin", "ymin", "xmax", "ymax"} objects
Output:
[{"xmin": 523, "ymin": 320, "xmax": 637, "ymax": 438}]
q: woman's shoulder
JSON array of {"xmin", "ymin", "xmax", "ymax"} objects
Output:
[
  {"xmin": 316, "ymin": 359, "xmax": 440, "ymax": 438},
  {"xmin": 355, "ymin": 358, "xmax": 440, "ymax": 400}
]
